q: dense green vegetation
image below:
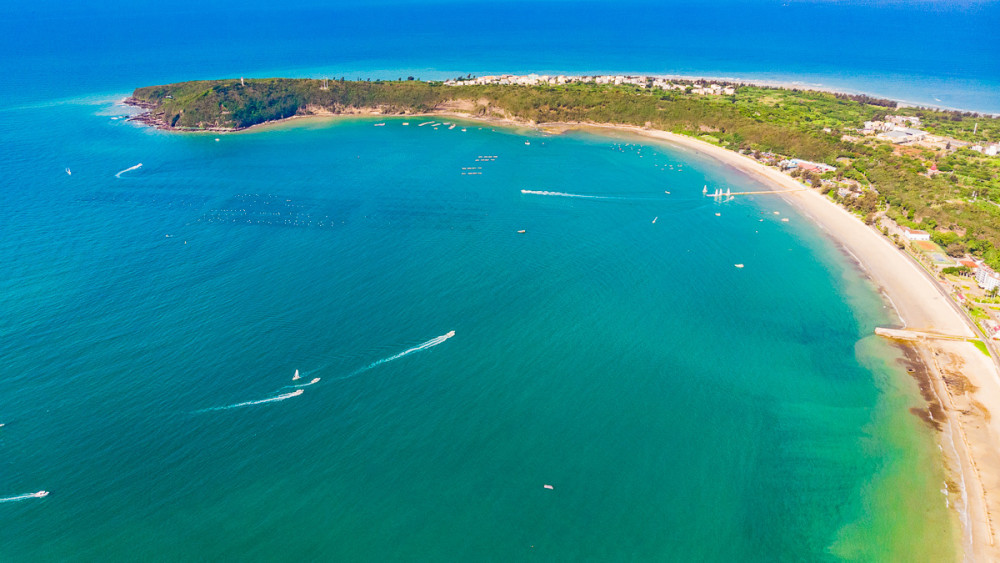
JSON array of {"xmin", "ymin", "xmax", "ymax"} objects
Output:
[{"xmin": 131, "ymin": 78, "xmax": 1000, "ymax": 266}]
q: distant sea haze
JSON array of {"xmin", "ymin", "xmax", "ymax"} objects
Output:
[{"xmin": 0, "ymin": 1, "xmax": 998, "ymax": 113}]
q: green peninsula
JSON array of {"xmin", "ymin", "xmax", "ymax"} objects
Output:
[{"xmin": 128, "ymin": 76, "xmax": 1000, "ymax": 267}]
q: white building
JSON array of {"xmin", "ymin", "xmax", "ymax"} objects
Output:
[
  {"xmin": 887, "ymin": 115, "xmax": 922, "ymax": 127},
  {"xmin": 901, "ymin": 227, "xmax": 931, "ymax": 241},
  {"xmin": 976, "ymin": 266, "xmax": 1000, "ymax": 292}
]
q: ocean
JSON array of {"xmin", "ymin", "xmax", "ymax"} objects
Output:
[
  {"xmin": 1, "ymin": 1, "xmax": 998, "ymax": 114},
  {"xmin": 1, "ymin": 1, "xmax": 989, "ymax": 559}
]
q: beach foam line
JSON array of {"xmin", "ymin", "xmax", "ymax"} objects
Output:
[
  {"xmin": 0, "ymin": 492, "xmax": 48, "ymax": 503},
  {"xmin": 336, "ymin": 330, "xmax": 456, "ymax": 381},
  {"xmin": 114, "ymin": 163, "xmax": 142, "ymax": 178},
  {"xmin": 196, "ymin": 389, "xmax": 304, "ymax": 413}
]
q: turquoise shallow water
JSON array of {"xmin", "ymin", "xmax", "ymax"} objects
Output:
[{"xmin": 0, "ymin": 102, "xmax": 954, "ymax": 559}]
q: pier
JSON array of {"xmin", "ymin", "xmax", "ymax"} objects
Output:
[{"xmin": 874, "ymin": 327, "xmax": 974, "ymax": 342}]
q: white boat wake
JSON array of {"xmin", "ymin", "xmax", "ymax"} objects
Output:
[
  {"xmin": 114, "ymin": 163, "xmax": 143, "ymax": 178},
  {"xmin": 520, "ymin": 189, "xmax": 655, "ymax": 201},
  {"xmin": 336, "ymin": 330, "xmax": 456, "ymax": 381},
  {"xmin": 280, "ymin": 377, "xmax": 321, "ymax": 391},
  {"xmin": 196, "ymin": 389, "xmax": 304, "ymax": 413},
  {"xmin": 521, "ymin": 189, "xmax": 616, "ymax": 199},
  {"xmin": 0, "ymin": 491, "xmax": 49, "ymax": 503}
]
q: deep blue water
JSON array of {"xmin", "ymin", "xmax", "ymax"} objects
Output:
[{"xmin": 1, "ymin": 1, "xmax": 998, "ymax": 112}]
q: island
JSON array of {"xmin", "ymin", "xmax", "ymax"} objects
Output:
[{"xmin": 127, "ymin": 74, "xmax": 1000, "ymax": 559}]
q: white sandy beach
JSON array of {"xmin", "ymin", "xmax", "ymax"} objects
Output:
[{"xmin": 595, "ymin": 123, "xmax": 1000, "ymax": 561}]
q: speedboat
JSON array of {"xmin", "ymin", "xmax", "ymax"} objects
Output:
[{"xmin": 33, "ymin": 491, "xmax": 49, "ymax": 498}]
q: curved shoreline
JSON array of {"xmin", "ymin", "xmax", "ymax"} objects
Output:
[
  {"xmin": 593, "ymin": 120, "xmax": 1000, "ymax": 561},
  {"xmin": 129, "ymin": 107, "xmax": 1000, "ymax": 559}
]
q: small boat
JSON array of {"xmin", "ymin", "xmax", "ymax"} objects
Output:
[
  {"xmin": 524, "ymin": 140, "xmax": 530, "ymax": 145},
  {"xmin": 65, "ymin": 168, "xmax": 71, "ymax": 175},
  {"xmin": 292, "ymin": 369, "xmax": 300, "ymax": 381},
  {"xmin": 214, "ymin": 138, "xmax": 220, "ymax": 142},
  {"xmin": 517, "ymin": 229, "xmax": 526, "ymax": 234},
  {"xmin": 543, "ymin": 484, "xmax": 554, "ymax": 490},
  {"xmin": 33, "ymin": 491, "xmax": 49, "ymax": 498},
  {"xmin": 664, "ymin": 191, "xmax": 670, "ymax": 195},
  {"xmin": 374, "ymin": 123, "xmax": 386, "ymax": 127},
  {"xmin": 402, "ymin": 122, "xmax": 409, "ymax": 125},
  {"xmin": 781, "ymin": 218, "xmax": 789, "ymax": 222},
  {"xmin": 734, "ymin": 264, "xmax": 745, "ymax": 268},
  {"xmin": 652, "ymin": 217, "xmax": 658, "ymax": 224},
  {"xmin": 461, "ymin": 128, "xmax": 467, "ymax": 132},
  {"xmin": 448, "ymin": 124, "xmax": 456, "ymax": 130},
  {"xmin": 715, "ymin": 213, "xmax": 721, "ymax": 216}
]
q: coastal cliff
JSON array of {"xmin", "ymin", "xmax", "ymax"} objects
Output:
[{"xmin": 128, "ymin": 79, "xmax": 446, "ymax": 131}]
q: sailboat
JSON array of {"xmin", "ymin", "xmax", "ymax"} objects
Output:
[
  {"xmin": 703, "ymin": 185, "xmax": 707, "ymax": 194},
  {"xmin": 292, "ymin": 369, "xmax": 300, "ymax": 381}
]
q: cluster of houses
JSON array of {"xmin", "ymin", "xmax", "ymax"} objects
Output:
[
  {"xmin": 862, "ymin": 116, "xmax": 929, "ymax": 145},
  {"xmin": 901, "ymin": 227, "xmax": 1000, "ymax": 292},
  {"xmin": 858, "ymin": 115, "xmax": 999, "ymax": 156},
  {"xmin": 443, "ymin": 74, "xmax": 736, "ymax": 95},
  {"xmin": 971, "ymin": 143, "xmax": 1000, "ymax": 156},
  {"xmin": 778, "ymin": 158, "xmax": 837, "ymax": 174}
]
